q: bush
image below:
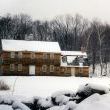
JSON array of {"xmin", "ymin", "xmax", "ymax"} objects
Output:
[
  {"xmin": 76, "ymin": 83, "xmax": 110, "ymax": 103},
  {"xmin": 0, "ymin": 80, "xmax": 10, "ymax": 90},
  {"xmin": 51, "ymin": 91, "xmax": 76, "ymax": 106}
]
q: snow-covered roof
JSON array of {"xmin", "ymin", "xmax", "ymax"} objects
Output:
[
  {"xmin": 1, "ymin": 39, "xmax": 61, "ymax": 53},
  {"xmin": 61, "ymin": 51, "xmax": 87, "ymax": 56}
]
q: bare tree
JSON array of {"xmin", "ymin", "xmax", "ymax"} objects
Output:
[{"xmin": 93, "ymin": 21, "xmax": 106, "ymax": 75}]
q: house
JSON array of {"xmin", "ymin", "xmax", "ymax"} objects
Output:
[
  {"xmin": 61, "ymin": 51, "xmax": 89, "ymax": 77},
  {"xmin": 0, "ymin": 39, "xmax": 89, "ymax": 77},
  {"xmin": 0, "ymin": 39, "xmax": 64, "ymax": 76}
]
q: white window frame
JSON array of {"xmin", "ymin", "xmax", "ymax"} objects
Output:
[
  {"xmin": 10, "ymin": 64, "xmax": 15, "ymax": 71},
  {"xmin": 42, "ymin": 65, "xmax": 47, "ymax": 72},
  {"xmin": 18, "ymin": 52, "xmax": 22, "ymax": 58},
  {"xmin": 50, "ymin": 65, "xmax": 54, "ymax": 72},
  {"xmin": 10, "ymin": 52, "xmax": 15, "ymax": 58},
  {"xmin": 18, "ymin": 64, "xmax": 22, "ymax": 71}
]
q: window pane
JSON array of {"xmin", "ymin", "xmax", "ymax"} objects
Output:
[
  {"xmin": 10, "ymin": 52, "xmax": 15, "ymax": 58},
  {"xmin": 43, "ymin": 53, "xmax": 47, "ymax": 59},
  {"xmin": 10, "ymin": 64, "xmax": 14, "ymax": 71},
  {"xmin": 18, "ymin": 52, "xmax": 22, "ymax": 58},
  {"xmin": 18, "ymin": 64, "xmax": 22, "ymax": 71},
  {"xmin": 50, "ymin": 65, "xmax": 54, "ymax": 72},
  {"xmin": 42, "ymin": 65, "xmax": 47, "ymax": 72},
  {"xmin": 31, "ymin": 52, "xmax": 35, "ymax": 59}
]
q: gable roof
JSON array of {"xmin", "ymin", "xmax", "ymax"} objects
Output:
[
  {"xmin": 1, "ymin": 39, "xmax": 61, "ymax": 53},
  {"xmin": 61, "ymin": 51, "xmax": 87, "ymax": 56}
]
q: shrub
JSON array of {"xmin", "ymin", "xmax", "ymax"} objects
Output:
[
  {"xmin": 0, "ymin": 80, "xmax": 10, "ymax": 90},
  {"xmin": 76, "ymin": 83, "xmax": 109, "ymax": 103}
]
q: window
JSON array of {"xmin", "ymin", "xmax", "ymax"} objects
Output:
[
  {"xmin": 50, "ymin": 53, "xmax": 54, "ymax": 59},
  {"xmin": 31, "ymin": 52, "xmax": 35, "ymax": 59},
  {"xmin": 42, "ymin": 65, "xmax": 47, "ymax": 72},
  {"xmin": 50, "ymin": 65, "xmax": 54, "ymax": 72},
  {"xmin": 43, "ymin": 53, "xmax": 47, "ymax": 59},
  {"xmin": 10, "ymin": 64, "xmax": 15, "ymax": 71},
  {"xmin": 18, "ymin": 64, "xmax": 22, "ymax": 71},
  {"xmin": 18, "ymin": 52, "xmax": 22, "ymax": 58},
  {"xmin": 10, "ymin": 52, "xmax": 15, "ymax": 58},
  {"xmin": 62, "ymin": 56, "xmax": 67, "ymax": 63}
]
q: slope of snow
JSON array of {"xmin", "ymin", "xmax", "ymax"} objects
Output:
[
  {"xmin": 2, "ymin": 39, "xmax": 61, "ymax": 53},
  {"xmin": 0, "ymin": 76, "xmax": 110, "ymax": 110},
  {"xmin": 0, "ymin": 105, "xmax": 13, "ymax": 110},
  {"xmin": 0, "ymin": 76, "xmax": 110, "ymax": 98},
  {"xmin": 75, "ymin": 93, "xmax": 110, "ymax": 110}
]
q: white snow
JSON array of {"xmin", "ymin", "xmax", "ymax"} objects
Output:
[
  {"xmin": 89, "ymin": 63, "xmax": 110, "ymax": 77},
  {"xmin": 0, "ymin": 77, "xmax": 110, "ymax": 109},
  {"xmin": 52, "ymin": 90, "xmax": 75, "ymax": 98},
  {"xmin": 0, "ymin": 76, "xmax": 110, "ymax": 98},
  {"xmin": 61, "ymin": 51, "xmax": 87, "ymax": 57},
  {"xmin": 37, "ymin": 97, "xmax": 53, "ymax": 108},
  {"xmin": 12, "ymin": 101, "xmax": 30, "ymax": 110},
  {"xmin": 1, "ymin": 39, "xmax": 61, "ymax": 53},
  {"xmin": 77, "ymin": 83, "xmax": 110, "ymax": 94},
  {"xmin": 75, "ymin": 93, "xmax": 110, "ymax": 110},
  {"xmin": 53, "ymin": 95, "xmax": 70, "ymax": 105},
  {"xmin": 47, "ymin": 93, "xmax": 110, "ymax": 110},
  {"xmin": 0, "ymin": 105, "xmax": 13, "ymax": 110},
  {"xmin": 47, "ymin": 105, "xmax": 65, "ymax": 110}
]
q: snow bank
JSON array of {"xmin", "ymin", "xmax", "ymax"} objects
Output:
[
  {"xmin": 0, "ymin": 95, "xmax": 30, "ymax": 110},
  {"xmin": 37, "ymin": 97, "xmax": 53, "ymax": 108},
  {"xmin": 76, "ymin": 83, "xmax": 110, "ymax": 103},
  {"xmin": 51, "ymin": 91, "xmax": 75, "ymax": 106},
  {"xmin": 77, "ymin": 83, "xmax": 110, "ymax": 95},
  {"xmin": 75, "ymin": 93, "xmax": 110, "ymax": 110},
  {"xmin": 12, "ymin": 101, "xmax": 30, "ymax": 110},
  {"xmin": 52, "ymin": 91, "xmax": 75, "ymax": 98},
  {"xmin": 0, "ymin": 105, "xmax": 13, "ymax": 110}
]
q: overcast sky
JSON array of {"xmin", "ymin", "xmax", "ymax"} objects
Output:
[{"xmin": 0, "ymin": 0, "xmax": 110, "ymax": 23}]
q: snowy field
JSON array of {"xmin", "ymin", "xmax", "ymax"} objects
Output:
[
  {"xmin": 0, "ymin": 76, "xmax": 110, "ymax": 110},
  {"xmin": 0, "ymin": 76, "xmax": 110, "ymax": 98}
]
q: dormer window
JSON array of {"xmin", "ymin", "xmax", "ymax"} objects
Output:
[{"xmin": 10, "ymin": 52, "xmax": 15, "ymax": 58}]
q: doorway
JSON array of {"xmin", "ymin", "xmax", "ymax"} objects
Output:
[{"xmin": 29, "ymin": 65, "xmax": 36, "ymax": 75}]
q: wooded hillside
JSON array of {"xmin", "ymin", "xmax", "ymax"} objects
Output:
[{"xmin": 0, "ymin": 13, "xmax": 110, "ymax": 75}]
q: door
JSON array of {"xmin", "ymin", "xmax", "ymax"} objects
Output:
[
  {"xmin": 71, "ymin": 68, "xmax": 75, "ymax": 76},
  {"xmin": 29, "ymin": 65, "xmax": 35, "ymax": 75}
]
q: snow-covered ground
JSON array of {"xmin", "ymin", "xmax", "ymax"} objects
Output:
[
  {"xmin": 0, "ymin": 76, "xmax": 110, "ymax": 110},
  {"xmin": 89, "ymin": 63, "xmax": 110, "ymax": 76},
  {"xmin": 0, "ymin": 76, "xmax": 110, "ymax": 98}
]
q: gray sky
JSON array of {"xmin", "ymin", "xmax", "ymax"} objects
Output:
[{"xmin": 0, "ymin": 0, "xmax": 110, "ymax": 23}]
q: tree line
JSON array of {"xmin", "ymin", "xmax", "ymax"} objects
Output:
[{"xmin": 0, "ymin": 13, "xmax": 110, "ymax": 75}]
